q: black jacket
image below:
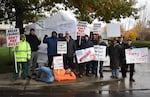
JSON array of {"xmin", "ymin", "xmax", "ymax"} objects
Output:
[{"xmin": 26, "ymin": 34, "xmax": 41, "ymax": 52}]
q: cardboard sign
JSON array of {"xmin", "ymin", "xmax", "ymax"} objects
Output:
[
  {"xmin": 76, "ymin": 47, "xmax": 96, "ymax": 63},
  {"xmin": 57, "ymin": 41, "xmax": 67, "ymax": 54},
  {"xmin": 94, "ymin": 45, "xmax": 106, "ymax": 61},
  {"xmin": 53, "ymin": 56, "xmax": 64, "ymax": 69},
  {"xmin": 93, "ymin": 23, "xmax": 101, "ymax": 34},
  {"xmin": 107, "ymin": 23, "xmax": 120, "ymax": 37},
  {"xmin": 125, "ymin": 47, "xmax": 149, "ymax": 64},
  {"xmin": 6, "ymin": 28, "xmax": 20, "ymax": 47},
  {"xmin": 76, "ymin": 21, "xmax": 88, "ymax": 36}
]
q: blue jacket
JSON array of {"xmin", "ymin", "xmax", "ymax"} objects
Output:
[
  {"xmin": 81, "ymin": 40, "xmax": 94, "ymax": 49},
  {"xmin": 43, "ymin": 36, "xmax": 59, "ymax": 56}
]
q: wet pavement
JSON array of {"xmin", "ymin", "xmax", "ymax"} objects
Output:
[{"xmin": 0, "ymin": 63, "xmax": 150, "ymax": 96}]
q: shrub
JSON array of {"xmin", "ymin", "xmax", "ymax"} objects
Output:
[{"xmin": 132, "ymin": 41, "xmax": 150, "ymax": 48}]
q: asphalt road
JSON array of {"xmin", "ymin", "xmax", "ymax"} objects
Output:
[{"xmin": 1, "ymin": 90, "xmax": 150, "ymax": 97}]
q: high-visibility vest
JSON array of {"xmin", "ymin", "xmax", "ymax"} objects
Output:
[{"xmin": 15, "ymin": 40, "xmax": 31, "ymax": 62}]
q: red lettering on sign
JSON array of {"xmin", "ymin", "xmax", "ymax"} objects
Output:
[{"xmin": 79, "ymin": 50, "xmax": 91, "ymax": 62}]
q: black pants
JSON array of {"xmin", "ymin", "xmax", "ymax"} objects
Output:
[
  {"xmin": 121, "ymin": 64, "xmax": 128, "ymax": 78},
  {"xmin": 48, "ymin": 55, "xmax": 54, "ymax": 69},
  {"xmin": 129, "ymin": 64, "xmax": 135, "ymax": 79},
  {"xmin": 79, "ymin": 63, "xmax": 86, "ymax": 75},
  {"xmin": 63, "ymin": 55, "xmax": 74, "ymax": 69}
]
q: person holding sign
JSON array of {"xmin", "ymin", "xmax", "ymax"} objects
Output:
[
  {"xmin": 13, "ymin": 34, "xmax": 31, "ymax": 80},
  {"xmin": 79, "ymin": 35, "xmax": 94, "ymax": 77},
  {"xmin": 43, "ymin": 31, "xmax": 59, "ymax": 69},
  {"xmin": 125, "ymin": 39, "xmax": 136, "ymax": 82},
  {"xmin": 96, "ymin": 36, "xmax": 107, "ymax": 78},
  {"xmin": 63, "ymin": 32, "xmax": 76, "ymax": 70}
]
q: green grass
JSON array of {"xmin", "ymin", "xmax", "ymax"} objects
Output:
[{"xmin": 0, "ymin": 47, "xmax": 14, "ymax": 73}]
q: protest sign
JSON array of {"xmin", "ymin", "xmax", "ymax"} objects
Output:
[
  {"xmin": 76, "ymin": 21, "xmax": 88, "ymax": 36},
  {"xmin": 57, "ymin": 41, "xmax": 67, "ymax": 54},
  {"xmin": 94, "ymin": 45, "xmax": 107, "ymax": 61},
  {"xmin": 6, "ymin": 28, "xmax": 20, "ymax": 47},
  {"xmin": 76, "ymin": 47, "xmax": 96, "ymax": 63},
  {"xmin": 53, "ymin": 56, "xmax": 64, "ymax": 69},
  {"xmin": 107, "ymin": 23, "xmax": 120, "ymax": 37},
  {"xmin": 93, "ymin": 23, "xmax": 101, "ymax": 34},
  {"xmin": 125, "ymin": 47, "xmax": 149, "ymax": 64}
]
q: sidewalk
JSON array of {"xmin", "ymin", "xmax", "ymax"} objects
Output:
[
  {"xmin": 0, "ymin": 63, "xmax": 150, "ymax": 92},
  {"xmin": 0, "ymin": 71, "xmax": 121, "ymax": 91}
]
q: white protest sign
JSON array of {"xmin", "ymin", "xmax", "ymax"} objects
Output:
[
  {"xmin": 94, "ymin": 45, "xmax": 106, "ymax": 61},
  {"xmin": 76, "ymin": 47, "xmax": 96, "ymax": 63},
  {"xmin": 93, "ymin": 23, "xmax": 101, "ymax": 34},
  {"xmin": 107, "ymin": 23, "xmax": 120, "ymax": 37},
  {"xmin": 125, "ymin": 47, "xmax": 149, "ymax": 64},
  {"xmin": 57, "ymin": 41, "xmax": 67, "ymax": 54},
  {"xmin": 6, "ymin": 28, "xmax": 20, "ymax": 47},
  {"xmin": 53, "ymin": 56, "xmax": 64, "ymax": 69},
  {"xmin": 76, "ymin": 21, "xmax": 88, "ymax": 36}
]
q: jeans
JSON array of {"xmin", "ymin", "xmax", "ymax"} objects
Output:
[
  {"xmin": 37, "ymin": 66, "xmax": 54, "ymax": 83},
  {"xmin": 112, "ymin": 68, "xmax": 119, "ymax": 78}
]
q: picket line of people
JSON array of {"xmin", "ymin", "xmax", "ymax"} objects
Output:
[{"xmin": 12, "ymin": 28, "xmax": 135, "ymax": 83}]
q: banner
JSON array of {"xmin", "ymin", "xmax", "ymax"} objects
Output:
[
  {"xmin": 76, "ymin": 21, "xmax": 88, "ymax": 36},
  {"xmin": 6, "ymin": 28, "xmax": 20, "ymax": 47},
  {"xmin": 125, "ymin": 47, "xmax": 149, "ymax": 64},
  {"xmin": 107, "ymin": 23, "xmax": 120, "ymax": 37},
  {"xmin": 57, "ymin": 41, "xmax": 67, "ymax": 54},
  {"xmin": 53, "ymin": 56, "xmax": 64, "ymax": 69},
  {"xmin": 94, "ymin": 45, "xmax": 107, "ymax": 61},
  {"xmin": 76, "ymin": 47, "xmax": 96, "ymax": 63}
]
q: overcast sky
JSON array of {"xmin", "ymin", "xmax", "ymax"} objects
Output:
[{"xmin": 118, "ymin": 0, "xmax": 150, "ymax": 30}]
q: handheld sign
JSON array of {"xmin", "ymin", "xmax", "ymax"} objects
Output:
[
  {"xmin": 125, "ymin": 47, "xmax": 149, "ymax": 64},
  {"xmin": 107, "ymin": 23, "xmax": 120, "ymax": 37},
  {"xmin": 57, "ymin": 41, "xmax": 67, "ymax": 54},
  {"xmin": 94, "ymin": 45, "xmax": 107, "ymax": 61},
  {"xmin": 76, "ymin": 47, "xmax": 96, "ymax": 63},
  {"xmin": 76, "ymin": 21, "xmax": 88, "ymax": 36},
  {"xmin": 93, "ymin": 23, "xmax": 101, "ymax": 34},
  {"xmin": 6, "ymin": 28, "xmax": 20, "ymax": 47},
  {"xmin": 53, "ymin": 56, "xmax": 64, "ymax": 69}
]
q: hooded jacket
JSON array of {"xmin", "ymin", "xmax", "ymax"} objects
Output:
[
  {"xmin": 15, "ymin": 34, "xmax": 31, "ymax": 62},
  {"xmin": 43, "ymin": 35, "xmax": 59, "ymax": 56}
]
